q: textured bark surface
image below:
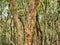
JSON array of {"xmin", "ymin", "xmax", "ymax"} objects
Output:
[
  {"xmin": 24, "ymin": 0, "xmax": 40, "ymax": 45},
  {"xmin": 12, "ymin": 0, "xmax": 23, "ymax": 45}
]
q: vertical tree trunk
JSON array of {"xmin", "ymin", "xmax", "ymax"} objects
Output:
[
  {"xmin": 24, "ymin": 0, "xmax": 40, "ymax": 45},
  {"xmin": 12, "ymin": 0, "xmax": 23, "ymax": 45}
]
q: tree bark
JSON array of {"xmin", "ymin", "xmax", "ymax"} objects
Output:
[
  {"xmin": 24, "ymin": 0, "xmax": 40, "ymax": 45},
  {"xmin": 12, "ymin": 0, "xmax": 23, "ymax": 45}
]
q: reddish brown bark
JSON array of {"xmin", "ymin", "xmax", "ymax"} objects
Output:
[
  {"xmin": 12, "ymin": 0, "xmax": 23, "ymax": 45},
  {"xmin": 24, "ymin": 0, "xmax": 40, "ymax": 45}
]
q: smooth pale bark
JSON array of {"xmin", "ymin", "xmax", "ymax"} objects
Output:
[
  {"xmin": 12, "ymin": 0, "xmax": 23, "ymax": 45},
  {"xmin": 24, "ymin": 0, "xmax": 40, "ymax": 45}
]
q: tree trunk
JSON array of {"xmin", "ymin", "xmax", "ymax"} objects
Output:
[
  {"xmin": 24, "ymin": 0, "xmax": 40, "ymax": 45},
  {"xmin": 12, "ymin": 0, "xmax": 23, "ymax": 45}
]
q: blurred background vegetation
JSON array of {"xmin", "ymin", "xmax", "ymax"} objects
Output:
[{"xmin": 0, "ymin": 0, "xmax": 60, "ymax": 45}]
